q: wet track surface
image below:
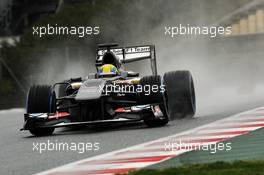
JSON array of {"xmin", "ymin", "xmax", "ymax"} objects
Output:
[{"xmin": 1, "ymin": 100, "xmax": 264, "ymax": 175}]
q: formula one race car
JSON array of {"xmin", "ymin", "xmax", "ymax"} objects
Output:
[{"xmin": 21, "ymin": 43, "xmax": 196, "ymax": 136}]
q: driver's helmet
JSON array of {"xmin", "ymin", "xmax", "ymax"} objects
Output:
[
  {"xmin": 101, "ymin": 52, "xmax": 121, "ymax": 69},
  {"xmin": 99, "ymin": 51, "xmax": 121, "ymax": 74},
  {"xmin": 99, "ymin": 64, "xmax": 118, "ymax": 74}
]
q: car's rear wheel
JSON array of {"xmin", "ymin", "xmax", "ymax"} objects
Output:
[
  {"xmin": 26, "ymin": 85, "xmax": 56, "ymax": 136},
  {"xmin": 139, "ymin": 75, "xmax": 169, "ymax": 127},
  {"xmin": 163, "ymin": 70, "xmax": 196, "ymax": 119}
]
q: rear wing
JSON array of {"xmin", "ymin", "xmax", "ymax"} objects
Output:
[{"xmin": 96, "ymin": 44, "xmax": 157, "ymax": 75}]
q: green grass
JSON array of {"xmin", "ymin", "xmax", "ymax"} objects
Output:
[{"xmin": 122, "ymin": 161, "xmax": 264, "ymax": 175}]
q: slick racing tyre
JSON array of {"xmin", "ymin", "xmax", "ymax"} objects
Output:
[
  {"xmin": 26, "ymin": 85, "xmax": 56, "ymax": 136},
  {"xmin": 139, "ymin": 75, "xmax": 169, "ymax": 127},
  {"xmin": 163, "ymin": 70, "xmax": 196, "ymax": 119}
]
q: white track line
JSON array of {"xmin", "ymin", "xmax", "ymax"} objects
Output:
[{"xmin": 36, "ymin": 107, "xmax": 264, "ymax": 175}]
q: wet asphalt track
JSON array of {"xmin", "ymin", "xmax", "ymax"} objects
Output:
[{"xmin": 1, "ymin": 100, "xmax": 264, "ymax": 175}]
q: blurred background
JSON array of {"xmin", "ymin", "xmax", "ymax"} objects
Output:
[{"xmin": 0, "ymin": 0, "xmax": 264, "ymax": 115}]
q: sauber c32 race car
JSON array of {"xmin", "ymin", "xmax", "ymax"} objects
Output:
[{"xmin": 21, "ymin": 43, "xmax": 196, "ymax": 136}]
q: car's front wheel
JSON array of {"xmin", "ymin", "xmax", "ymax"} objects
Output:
[
  {"xmin": 26, "ymin": 85, "xmax": 56, "ymax": 136},
  {"xmin": 139, "ymin": 75, "xmax": 169, "ymax": 127}
]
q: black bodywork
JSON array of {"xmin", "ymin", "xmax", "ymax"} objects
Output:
[
  {"xmin": 22, "ymin": 44, "xmax": 173, "ymax": 135},
  {"xmin": 22, "ymin": 43, "xmax": 196, "ymax": 137}
]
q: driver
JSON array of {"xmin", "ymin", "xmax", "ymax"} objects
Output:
[{"xmin": 99, "ymin": 51, "xmax": 121, "ymax": 74}]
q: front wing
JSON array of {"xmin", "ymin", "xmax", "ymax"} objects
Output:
[{"xmin": 21, "ymin": 105, "xmax": 162, "ymax": 130}]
